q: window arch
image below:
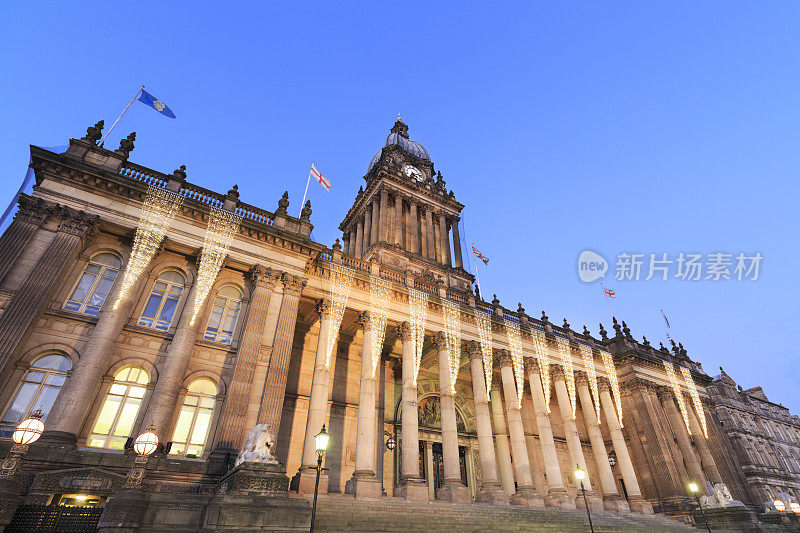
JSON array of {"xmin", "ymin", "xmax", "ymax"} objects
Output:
[
  {"xmin": 204, "ymin": 286, "xmax": 242, "ymax": 344},
  {"xmin": 88, "ymin": 365, "xmax": 150, "ymax": 450},
  {"xmin": 169, "ymin": 378, "xmax": 218, "ymax": 457},
  {"xmin": 0, "ymin": 354, "xmax": 71, "ymax": 438},
  {"xmin": 138, "ymin": 270, "xmax": 185, "ymax": 331},
  {"xmin": 64, "ymin": 253, "xmax": 121, "ymax": 316}
]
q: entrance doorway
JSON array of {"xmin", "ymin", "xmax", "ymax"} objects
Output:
[{"xmin": 429, "ymin": 443, "xmax": 468, "ymax": 498}]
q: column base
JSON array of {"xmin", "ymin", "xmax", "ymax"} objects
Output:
[
  {"xmin": 576, "ymin": 491, "xmax": 604, "ymax": 512},
  {"xmin": 436, "ymin": 480, "xmax": 472, "ymax": 503},
  {"xmin": 344, "ymin": 472, "xmax": 382, "ymax": 499},
  {"xmin": 475, "ymin": 483, "xmax": 509, "ymax": 506},
  {"xmin": 628, "ymin": 496, "xmax": 655, "ymax": 514},
  {"xmin": 39, "ymin": 430, "xmax": 78, "ymax": 449},
  {"xmin": 509, "ymin": 486, "xmax": 544, "ymax": 508},
  {"xmin": 97, "ymin": 488, "xmax": 148, "ymax": 532},
  {"xmin": 394, "ymin": 479, "xmax": 429, "ymax": 500},
  {"xmin": 293, "ymin": 468, "xmax": 328, "ymax": 496},
  {"xmin": 543, "ymin": 488, "xmax": 577, "ymax": 510},
  {"xmin": 602, "ymin": 494, "xmax": 630, "ymax": 513}
]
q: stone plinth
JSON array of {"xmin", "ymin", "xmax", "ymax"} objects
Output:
[
  {"xmin": 543, "ymin": 488, "xmax": 577, "ymax": 510},
  {"xmin": 693, "ymin": 505, "xmax": 760, "ymax": 531},
  {"xmin": 603, "ymin": 494, "xmax": 631, "ymax": 513},
  {"xmin": 395, "ymin": 479, "xmax": 429, "ymax": 501},
  {"xmin": 509, "ymin": 487, "xmax": 544, "ymax": 508},
  {"xmin": 628, "ymin": 496, "xmax": 655, "ymax": 514},
  {"xmin": 97, "ymin": 488, "xmax": 148, "ymax": 532},
  {"xmin": 475, "ymin": 483, "xmax": 509, "ymax": 507},
  {"xmin": 344, "ymin": 473, "xmax": 382, "ymax": 499},
  {"xmin": 216, "ymin": 462, "xmax": 290, "ymax": 495},
  {"xmin": 294, "ymin": 469, "xmax": 328, "ymax": 496},
  {"xmin": 436, "ymin": 481, "xmax": 471, "ymax": 503},
  {"xmin": 0, "ymin": 478, "xmax": 22, "ymax": 532}
]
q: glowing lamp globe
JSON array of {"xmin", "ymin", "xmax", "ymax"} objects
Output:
[
  {"xmin": 573, "ymin": 465, "xmax": 585, "ymax": 482},
  {"xmin": 774, "ymin": 500, "xmax": 785, "ymax": 512},
  {"xmin": 789, "ymin": 502, "xmax": 800, "ymax": 514},
  {"xmin": 134, "ymin": 426, "xmax": 159, "ymax": 456},
  {"xmin": 688, "ymin": 482, "xmax": 699, "ymax": 494},
  {"xmin": 315, "ymin": 424, "xmax": 330, "ymax": 456},
  {"xmin": 13, "ymin": 411, "xmax": 44, "ymax": 445}
]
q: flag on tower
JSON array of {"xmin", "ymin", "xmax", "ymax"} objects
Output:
[
  {"xmin": 137, "ymin": 90, "xmax": 176, "ymax": 118},
  {"xmin": 661, "ymin": 309, "xmax": 671, "ymax": 329},
  {"xmin": 472, "ymin": 245, "xmax": 489, "ymax": 265},
  {"xmin": 309, "ymin": 162, "xmax": 331, "ymax": 191},
  {"xmin": 603, "ymin": 286, "xmax": 616, "ymax": 298}
]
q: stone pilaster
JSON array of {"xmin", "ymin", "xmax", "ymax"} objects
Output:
[
  {"xmin": 438, "ymin": 213, "xmax": 451, "ymax": 267},
  {"xmin": 489, "ymin": 387, "xmax": 516, "ymax": 496},
  {"xmin": 684, "ymin": 393, "xmax": 723, "ymax": 485},
  {"xmin": 394, "ymin": 322, "xmax": 427, "ymax": 500},
  {"xmin": 433, "ymin": 332, "xmax": 471, "ymax": 502},
  {"xmin": 371, "ymin": 198, "xmax": 380, "ymax": 246},
  {"xmin": 451, "ymin": 216, "xmax": 463, "ymax": 269},
  {"xmin": 257, "ymin": 274, "xmax": 306, "ymax": 430},
  {"xmin": 393, "ymin": 194, "xmax": 403, "ymax": 246},
  {"xmin": 408, "ymin": 200, "xmax": 418, "ymax": 254},
  {"xmin": 216, "ymin": 265, "xmax": 280, "ymax": 450},
  {"xmin": 379, "ymin": 188, "xmax": 389, "ymax": 242},
  {"xmin": 497, "ymin": 350, "xmax": 542, "ymax": 507},
  {"xmin": 658, "ymin": 386, "xmax": 706, "ymax": 489},
  {"xmin": 0, "ymin": 195, "xmax": 53, "ymax": 283},
  {"xmin": 466, "ymin": 342, "xmax": 507, "ymax": 505},
  {"xmin": 360, "ymin": 210, "xmax": 370, "ymax": 257},
  {"xmin": 425, "ymin": 208, "xmax": 435, "ymax": 261}
]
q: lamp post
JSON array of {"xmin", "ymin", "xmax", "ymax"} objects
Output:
[
  {"xmin": 688, "ymin": 481, "xmax": 711, "ymax": 533},
  {"xmin": 1, "ymin": 410, "xmax": 44, "ymax": 478},
  {"xmin": 310, "ymin": 424, "xmax": 330, "ymax": 533},
  {"xmin": 125, "ymin": 425, "xmax": 159, "ymax": 488},
  {"xmin": 574, "ymin": 465, "xmax": 594, "ymax": 533}
]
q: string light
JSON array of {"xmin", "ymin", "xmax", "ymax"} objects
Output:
[
  {"xmin": 442, "ymin": 299, "xmax": 462, "ymax": 393},
  {"xmin": 580, "ymin": 345, "xmax": 602, "ymax": 424},
  {"xmin": 556, "ymin": 337, "xmax": 577, "ymax": 419},
  {"xmin": 600, "ymin": 349, "xmax": 624, "ymax": 427},
  {"xmin": 114, "ymin": 186, "xmax": 183, "ymax": 310},
  {"xmin": 326, "ymin": 263, "xmax": 353, "ymax": 368},
  {"xmin": 409, "ymin": 288, "xmax": 428, "ymax": 385},
  {"xmin": 664, "ymin": 361, "xmax": 692, "ymax": 435},
  {"xmin": 680, "ymin": 366, "xmax": 708, "ymax": 438},
  {"xmin": 189, "ymin": 206, "xmax": 242, "ymax": 326},
  {"xmin": 504, "ymin": 318, "xmax": 525, "ymax": 408},
  {"xmin": 369, "ymin": 276, "xmax": 392, "ymax": 377},
  {"xmin": 531, "ymin": 328, "xmax": 551, "ymax": 412},
  {"xmin": 474, "ymin": 309, "xmax": 493, "ymax": 395}
]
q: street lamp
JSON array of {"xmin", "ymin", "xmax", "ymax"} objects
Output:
[
  {"xmin": 1, "ymin": 411, "xmax": 44, "ymax": 478},
  {"xmin": 574, "ymin": 465, "xmax": 594, "ymax": 533},
  {"xmin": 124, "ymin": 426, "xmax": 158, "ymax": 488},
  {"xmin": 688, "ymin": 481, "xmax": 711, "ymax": 533},
  {"xmin": 310, "ymin": 424, "xmax": 330, "ymax": 533}
]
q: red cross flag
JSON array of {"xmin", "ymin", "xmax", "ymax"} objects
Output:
[
  {"xmin": 472, "ymin": 245, "xmax": 489, "ymax": 265},
  {"xmin": 310, "ymin": 162, "xmax": 331, "ymax": 191}
]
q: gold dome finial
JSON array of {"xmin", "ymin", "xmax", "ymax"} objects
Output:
[{"xmin": 397, "ymin": 113, "xmax": 402, "ymax": 122}]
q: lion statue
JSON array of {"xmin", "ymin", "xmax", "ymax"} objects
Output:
[
  {"xmin": 235, "ymin": 424, "xmax": 278, "ymax": 467},
  {"xmin": 700, "ymin": 483, "xmax": 744, "ymax": 509}
]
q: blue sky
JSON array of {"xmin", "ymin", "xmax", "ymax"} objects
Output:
[{"xmin": 2, "ymin": 3, "xmax": 798, "ymax": 412}]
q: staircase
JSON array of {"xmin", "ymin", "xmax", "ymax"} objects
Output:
[{"xmin": 307, "ymin": 494, "xmax": 697, "ymax": 532}]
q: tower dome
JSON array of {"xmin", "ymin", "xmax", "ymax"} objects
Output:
[{"xmin": 367, "ymin": 116, "xmax": 430, "ymax": 173}]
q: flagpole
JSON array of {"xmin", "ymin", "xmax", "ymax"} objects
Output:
[
  {"xmin": 299, "ymin": 161, "xmax": 313, "ymax": 217},
  {"xmin": 100, "ymin": 85, "xmax": 145, "ymax": 148},
  {"xmin": 660, "ymin": 309, "xmax": 673, "ymax": 343},
  {"xmin": 601, "ymin": 282, "xmax": 614, "ymax": 319},
  {"xmin": 471, "ymin": 242, "xmax": 483, "ymax": 300}
]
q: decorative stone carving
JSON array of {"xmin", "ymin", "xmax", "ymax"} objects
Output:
[
  {"xmin": 495, "ymin": 349, "xmax": 513, "ymax": 368},
  {"xmin": 281, "ymin": 273, "xmax": 307, "ymax": 296},
  {"xmin": 524, "ymin": 357, "xmax": 539, "ymax": 375},
  {"xmin": 574, "ymin": 370, "xmax": 588, "ymax": 387},
  {"xmin": 249, "ymin": 264, "xmax": 280, "ymax": 288},
  {"xmin": 81, "ymin": 120, "xmax": 104, "ymax": 144},
  {"xmin": 115, "ymin": 132, "xmax": 136, "ymax": 158},
  {"xmin": 700, "ymin": 483, "xmax": 745, "ymax": 509},
  {"xmin": 550, "ymin": 363, "xmax": 565, "ymax": 381},
  {"xmin": 15, "ymin": 195, "xmax": 54, "ymax": 225},
  {"xmin": 431, "ymin": 331, "xmax": 447, "ymax": 350},
  {"xmin": 300, "ymin": 200, "xmax": 312, "ymax": 221},
  {"xmin": 357, "ymin": 310, "xmax": 371, "ymax": 329},
  {"xmin": 465, "ymin": 340, "xmax": 482, "ymax": 360},
  {"xmin": 395, "ymin": 321, "xmax": 411, "ymax": 341},
  {"xmin": 235, "ymin": 424, "xmax": 279, "ymax": 467},
  {"xmin": 276, "ymin": 191, "xmax": 290, "ymax": 215},
  {"xmin": 57, "ymin": 205, "xmax": 98, "ymax": 238},
  {"xmin": 314, "ymin": 299, "xmax": 331, "ymax": 320}
]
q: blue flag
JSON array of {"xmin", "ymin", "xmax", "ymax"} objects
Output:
[{"xmin": 138, "ymin": 89, "xmax": 176, "ymax": 118}]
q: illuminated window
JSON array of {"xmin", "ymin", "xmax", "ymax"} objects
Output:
[
  {"xmin": 169, "ymin": 378, "xmax": 217, "ymax": 457},
  {"xmin": 64, "ymin": 253, "xmax": 121, "ymax": 316},
  {"xmin": 88, "ymin": 366, "xmax": 149, "ymax": 450},
  {"xmin": 138, "ymin": 271, "xmax": 184, "ymax": 331},
  {"xmin": 203, "ymin": 287, "xmax": 242, "ymax": 344},
  {"xmin": 0, "ymin": 354, "xmax": 71, "ymax": 438}
]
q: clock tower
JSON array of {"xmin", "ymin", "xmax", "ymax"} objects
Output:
[{"xmin": 339, "ymin": 117, "xmax": 474, "ymax": 294}]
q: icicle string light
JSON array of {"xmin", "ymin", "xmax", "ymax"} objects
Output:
[
  {"xmin": 369, "ymin": 276, "xmax": 392, "ymax": 377},
  {"xmin": 326, "ymin": 263, "xmax": 353, "ymax": 368},
  {"xmin": 580, "ymin": 345, "xmax": 602, "ymax": 424},
  {"xmin": 556, "ymin": 337, "xmax": 577, "ymax": 419},
  {"xmin": 531, "ymin": 328, "xmax": 551, "ymax": 412},
  {"xmin": 504, "ymin": 318, "xmax": 525, "ymax": 408},
  {"xmin": 189, "ymin": 206, "xmax": 242, "ymax": 326},
  {"xmin": 664, "ymin": 361, "xmax": 692, "ymax": 435},
  {"xmin": 409, "ymin": 288, "xmax": 428, "ymax": 385},
  {"xmin": 680, "ymin": 366, "xmax": 707, "ymax": 438},
  {"xmin": 600, "ymin": 349, "xmax": 624, "ymax": 427},
  {"xmin": 474, "ymin": 309, "xmax": 493, "ymax": 395},
  {"xmin": 442, "ymin": 299, "xmax": 462, "ymax": 393},
  {"xmin": 114, "ymin": 186, "xmax": 183, "ymax": 310}
]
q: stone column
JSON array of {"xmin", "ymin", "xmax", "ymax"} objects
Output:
[
  {"xmin": 425, "ymin": 209, "xmax": 435, "ymax": 261},
  {"xmin": 525, "ymin": 358, "xmax": 574, "ymax": 509},
  {"xmin": 685, "ymin": 396, "xmax": 723, "ymax": 484},
  {"xmin": 439, "ymin": 213, "xmax": 451, "ymax": 267},
  {"xmin": 346, "ymin": 312, "xmax": 382, "ymax": 498},
  {"xmin": 451, "ymin": 216, "xmax": 463, "ymax": 269},
  {"xmin": 575, "ymin": 371, "xmax": 628, "ymax": 512},
  {"xmin": 379, "ymin": 189, "xmax": 389, "ymax": 242},
  {"xmin": 0, "ymin": 195, "xmax": 52, "ymax": 283},
  {"xmin": 257, "ymin": 274, "xmax": 306, "ymax": 430},
  {"xmin": 0, "ymin": 206, "xmax": 97, "ymax": 376},
  {"xmin": 355, "ymin": 218, "xmax": 364, "ymax": 258},
  {"xmin": 433, "ymin": 332, "xmax": 471, "ymax": 502},
  {"xmin": 497, "ymin": 350, "xmax": 542, "ymax": 506},
  {"xmin": 407, "ymin": 200, "xmax": 418, "ymax": 254},
  {"xmin": 394, "ymin": 194, "xmax": 403, "ymax": 246},
  {"xmin": 490, "ymin": 388, "xmax": 516, "ymax": 496},
  {"xmin": 658, "ymin": 386, "xmax": 706, "ymax": 489},
  {"xmin": 395, "ymin": 322, "xmax": 427, "ymax": 500},
  {"xmin": 552, "ymin": 364, "xmax": 603, "ymax": 511},
  {"xmin": 466, "ymin": 342, "xmax": 508, "ymax": 505},
  {"xmin": 362, "ymin": 210, "xmax": 371, "ymax": 256},
  {"xmin": 599, "ymin": 379, "xmax": 652, "ymax": 514},
  {"xmin": 371, "ymin": 198, "xmax": 380, "ymax": 246},
  {"xmin": 296, "ymin": 300, "xmax": 333, "ymax": 494},
  {"xmin": 216, "ymin": 266, "xmax": 280, "ymax": 450}
]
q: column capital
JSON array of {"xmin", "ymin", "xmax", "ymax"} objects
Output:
[
  {"xmin": 574, "ymin": 370, "xmax": 588, "ymax": 387},
  {"xmin": 431, "ymin": 331, "xmax": 447, "ymax": 350},
  {"xmin": 248, "ymin": 264, "xmax": 280, "ymax": 288},
  {"xmin": 495, "ymin": 349, "xmax": 513, "ymax": 368},
  {"xmin": 16, "ymin": 195, "xmax": 55, "ymax": 225},
  {"xmin": 597, "ymin": 376, "xmax": 611, "ymax": 393},
  {"xmin": 281, "ymin": 273, "xmax": 307, "ymax": 296},
  {"xmin": 465, "ymin": 340, "xmax": 482, "ymax": 360},
  {"xmin": 550, "ymin": 363, "xmax": 565, "ymax": 381},
  {"xmin": 357, "ymin": 310, "xmax": 371, "ymax": 330},
  {"xmin": 395, "ymin": 321, "xmax": 411, "ymax": 341},
  {"xmin": 524, "ymin": 356, "xmax": 539, "ymax": 375},
  {"xmin": 57, "ymin": 205, "xmax": 98, "ymax": 238},
  {"xmin": 314, "ymin": 298, "xmax": 331, "ymax": 320}
]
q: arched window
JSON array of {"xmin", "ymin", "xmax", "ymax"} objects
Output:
[
  {"xmin": 64, "ymin": 253, "xmax": 121, "ymax": 316},
  {"xmin": 88, "ymin": 366, "xmax": 149, "ymax": 450},
  {"xmin": 138, "ymin": 271, "xmax": 185, "ymax": 331},
  {"xmin": 169, "ymin": 378, "xmax": 217, "ymax": 457},
  {"xmin": 0, "ymin": 354, "xmax": 71, "ymax": 438},
  {"xmin": 204, "ymin": 286, "xmax": 242, "ymax": 344}
]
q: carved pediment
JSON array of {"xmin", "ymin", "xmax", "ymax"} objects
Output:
[{"xmin": 30, "ymin": 467, "xmax": 127, "ymax": 494}]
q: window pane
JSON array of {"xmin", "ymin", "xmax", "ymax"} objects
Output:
[
  {"xmin": 189, "ymin": 411, "xmax": 212, "ymax": 445},
  {"xmin": 128, "ymin": 386, "xmax": 146, "ymax": 399},
  {"xmin": 188, "ymin": 379, "xmax": 217, "ymax": 395},
  {"xmin": 171, "ymin": 408, "xmax": 194, "ymax": 443},
  {"xmin": 45, "ymin": 374, "xmax": 66, "ymax": 386},
  {"xmin": 109, "ymin": 384, "xmax": 127, "ymax": 396},
  {"xmin": 69, "ymin": 273, "xmax": 97, "ymax": 305},
  {"xmin": 159, "ymin": 294, "xmax": 180, "ymax": 323},
  {"xmin": 92, "ymin": 396, "xmax": 122, "ymax": 436},
  {"xmin": 106, "ymin": 268, "xmax": 119, "ymax": 278},
  {"xmin": 25, "ymin": 371, "xmax": 45, "ymax": 384},
  {"xmin": 86, "ymin": 264, "xmax": 102, "ymax": 274},
  {"xmin": 37, "ymin": 385, "xmax": 62, "ymax": 420},
  {"xmin": 206, "ymin": 306, "xmax": 223, "ymax": 333},
  {"xmin": 89, "ymin": 277, "xmax": 115, "ymax": 307},
  {"xmin": 1, "ymin": 383, "xmax": 38, "ymax": 424},
  {"xmin": 186, "ymin": 445, "xmax": 203, "ymax": 457},
  {"xmin": 107, "ymin": 436, "xmax": 127, "ymax": 450},
  {"xmin": 142, "ymin": 293, "xmax": 164, "ymax": 319},
  {"xmin": 115, "ymin": 366, "xmax": 132, "ymax": 381},
  {"xmin": 113, "ymin": 398, "xmax": 141, "ymax": 436},
  {"xmin": 170, "ymin": 444, "xmax": 186, "ymax": 456},
  {"xmin": 64, "ymin": 301, "xmax": 81, "ymax": 312},
  {"xmin": 93, "ymin": 253, "xmax": 122, "ymax": 269},
  {"xmin": 222, "ymin": 308, "xmax": 239, "ymax": 335},
  {"xmin": 34, "ymin": 355, "xmax": 71, "ymax": 371},
  {"xmin": 183, "ymin": 395, "xmax": 198, "ymax": 406}
]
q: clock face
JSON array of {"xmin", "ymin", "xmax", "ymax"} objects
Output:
[{"xmin": 402, "ymin": 164, "xmax": 424, "ymax": 182}]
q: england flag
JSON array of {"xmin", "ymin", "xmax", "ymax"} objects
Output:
[{"xmin": 310, "ymin": 162, "xmax": 331, "ymax": 191}]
